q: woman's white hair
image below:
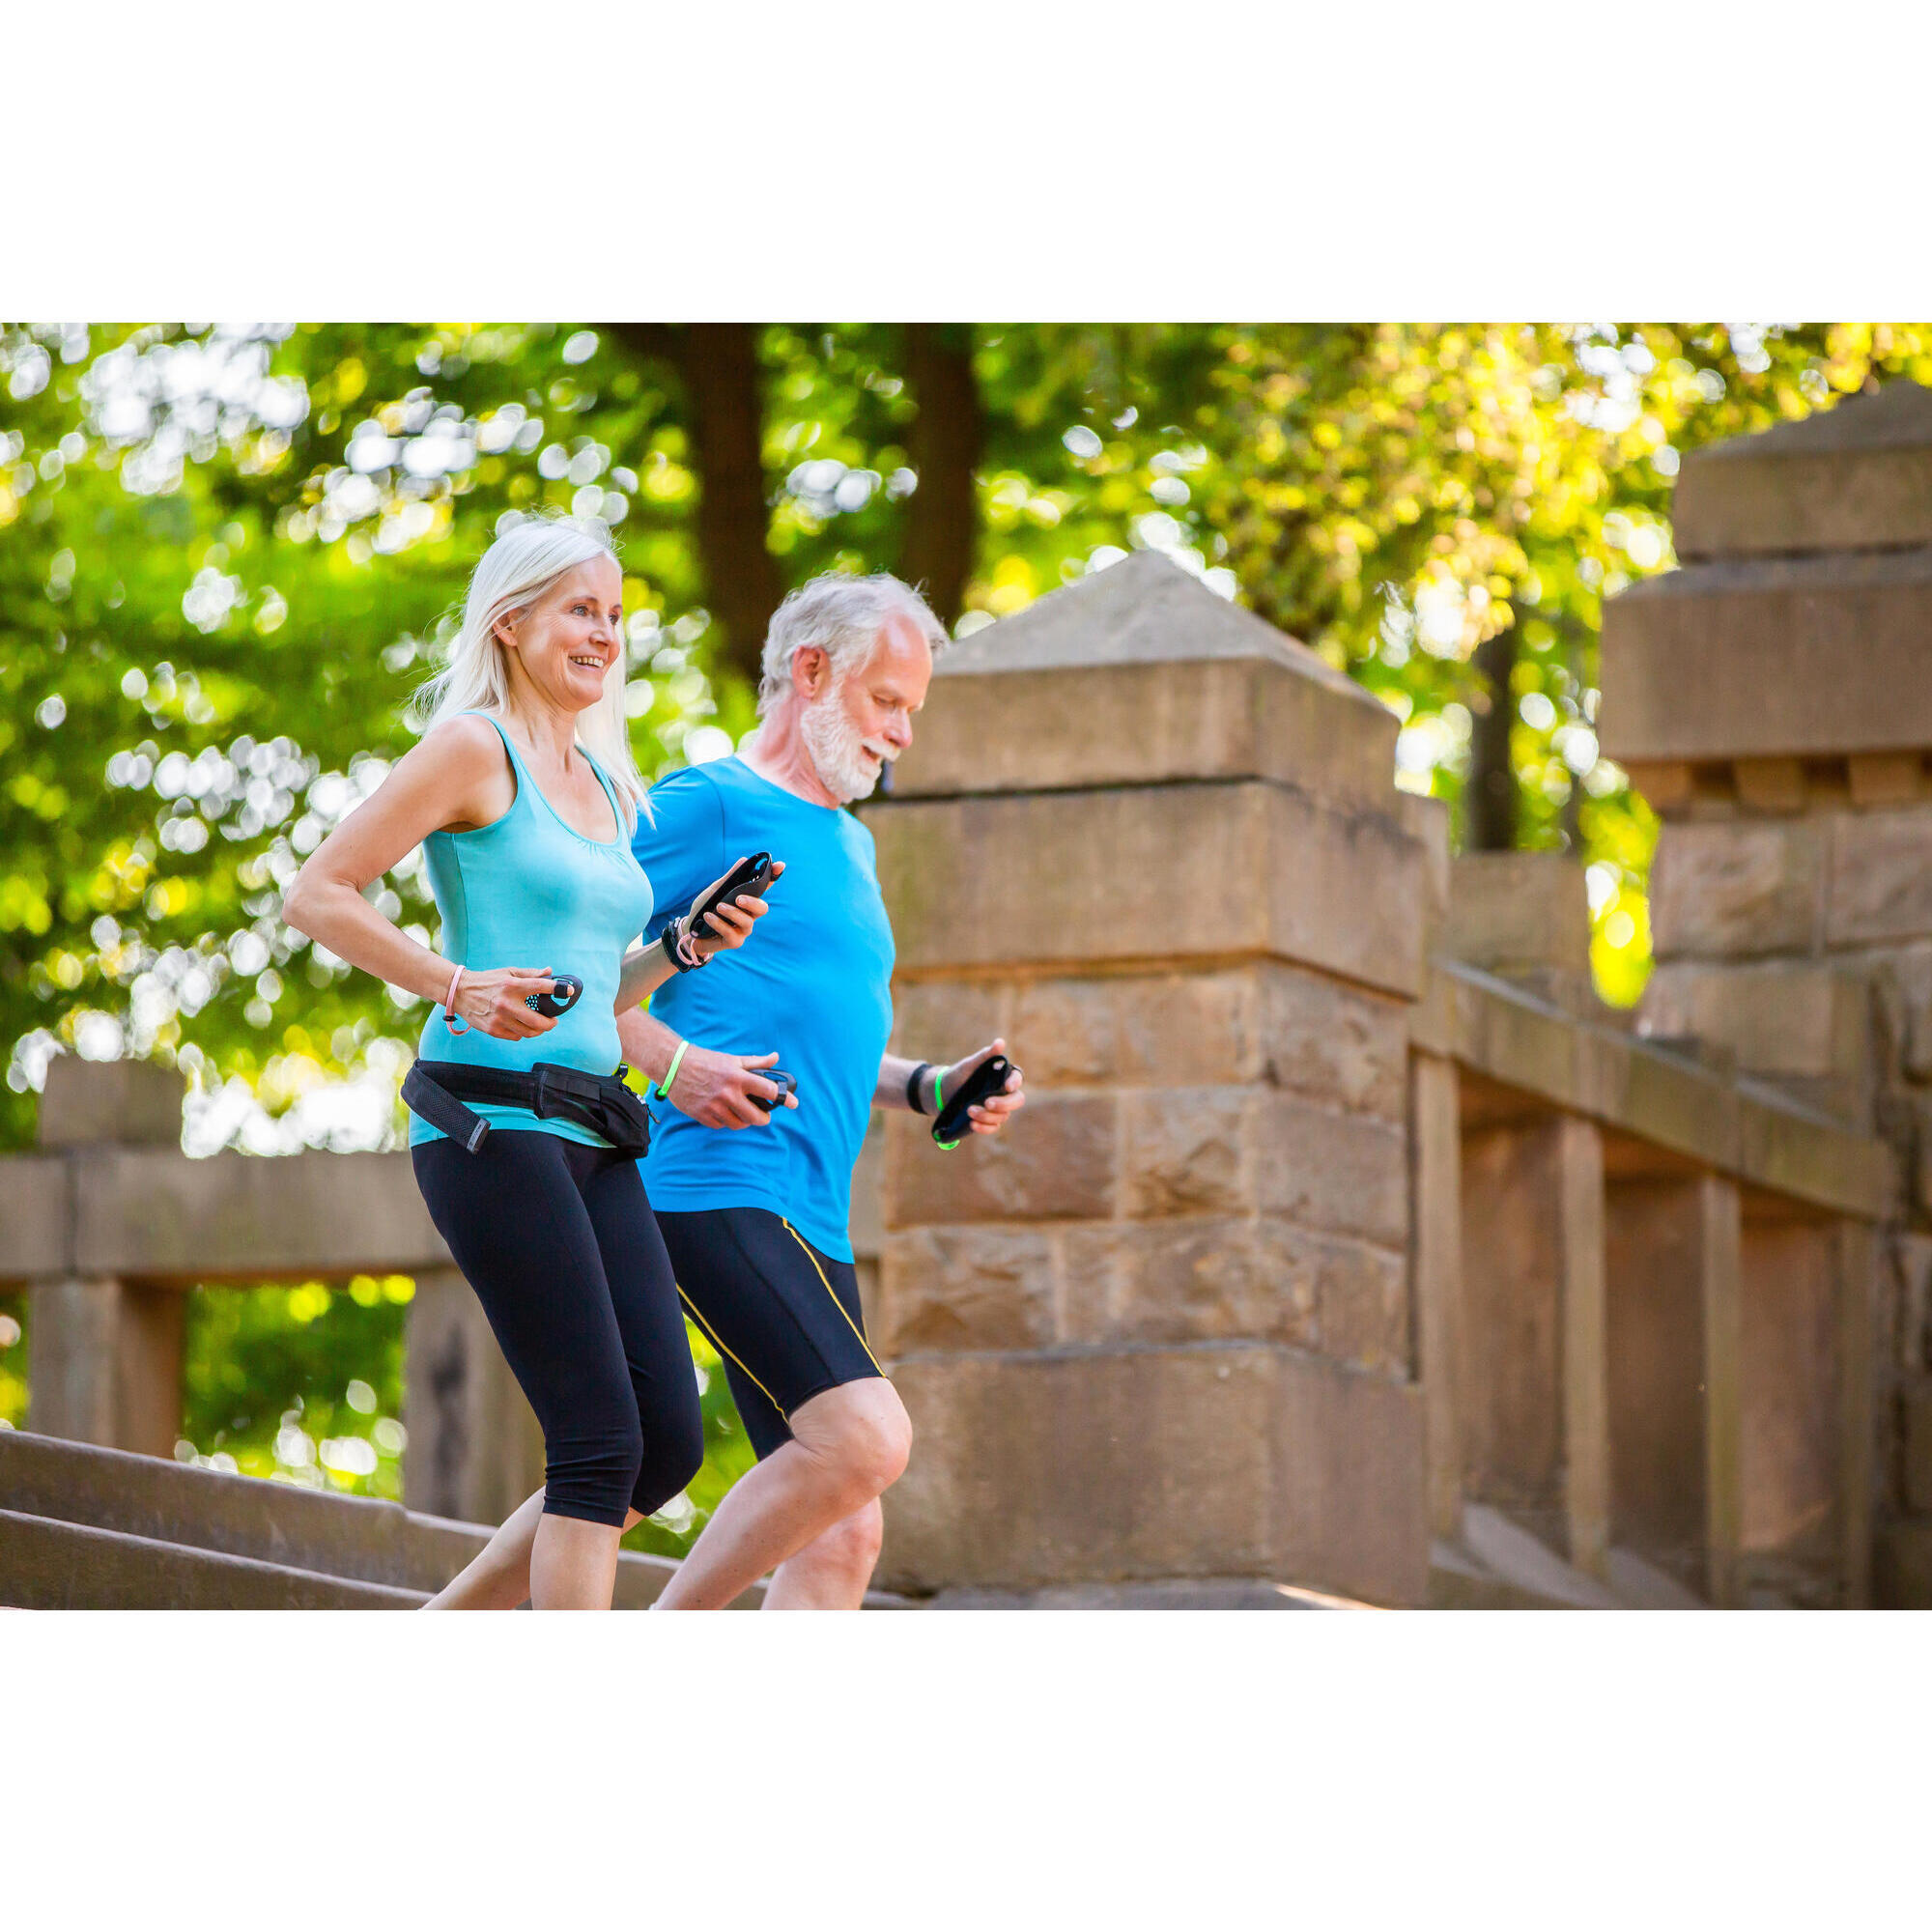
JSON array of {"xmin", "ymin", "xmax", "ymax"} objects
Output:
[
  {"xmin": 412, "ymin": 512, "xmax": 648, "ymax": 829},
  {"xmin": 756, "ymin": 573, "xmax": 948, "ymax": 718}
]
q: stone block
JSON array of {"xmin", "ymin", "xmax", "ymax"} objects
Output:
[
  {"xmin": 1669, "ymin": 380, "xmax": 1932, "ymax": 560},
  {"xmin": 1402, "ymin": 793, "xmax": 1453, "ymax": 947},
  {"xmin": 0, "ymin": 1156, "xmax": 70, "ymax": 1283},
  {"xmin": 868, "ymin": 780, "xmax": 1426, "ymax": 1000},
  {"xmin": 1900, "ymin": 1378, "xmax": 1932, "ymax": 1515},
  {"xmin": 890, "ymin": 549, "xmax": 1399, "ymax": 812},
  {"xmin": 1849, "ymin": 753, "xmax": 1926, "ymax": 809},
  {"xmin": 1007, "ymin": 978, "xmax": 1126, "ymax": 1086},
  {"xmin": 1445, "ymin": 852, "xmax": 1591, "ymax": 975},
  {"xmin": 882, "ymin": 1094, "xmax": 1115, "ymax": 1227},
  {"xmin": 1643, "ymin": 960, "xmax": 1866, "ymax": 1082},
  {"xmin": 1738, "ymin": 1220, "xmax": 1840, "ymax": 1565},
  {"xmin": 1410, "ymin": 1052, "xmax": 1465, "ymax": 1539},
  {"xmin": 878, "ymin": 1344, "xmax": 1429, "ymax": 1605},
  {"xmin": 888, "ymin": 980, "xmax": 1009, "ymax": 1066},
  {"xmin": 1120, "ymin": 1088, "xmax": 1248, "ymax": 1218},
  {"xmin": 1056, "ymin": 1213, "xmax": 1405, "ymax": 1371},
  {"xmin": 1259, "ymin": 967, "xmax": 1411, "ymax": 1121},
  {"xmin": 1734, "ymin": 757, "xmax": 1807, "ymax": 813},
  {"xmin": 1648, "ymin": 817, "xmax": 1823, "ymax": 960},
  {"xmin": 1605, "ymin": 1177, "xmax": 1743, "ymax": 1599},
  {"xmin": 1602, "ymin": 545, "xmax": 1932, "ymax": 766},
  {"xmin": 1640, "ymin": 961, "xmax": 1869, "ymax": 1124},
  {"xmin": 38, "ymin": 1058, "xmax": 185, "ymax": 1148},
  {"xmin": 877, "ymin": 1226, "xmax": 1055, "ymax": 1355},
  {"xmin": 1249, "ymin": 1094, "xmax": 1408, "ymax": 1247},
  {"xmin": 72, "ymin": 1147, "xmax": 448, "ymax": 1284},
  {"xmin": 26, "ymin": 1277, "xmax": 185, "ymax": 1459},
  {"xmin": 1459, "ymin": 1115, "xmax": 1609, "ymax": 1574},
  {"xmin": 1827, "ymin": 809, "xmax": 1932, "ymax": 948},
  {"xmin": 1875, "ymin": 1520, "xmax": 1932, "ymax": 1608}
]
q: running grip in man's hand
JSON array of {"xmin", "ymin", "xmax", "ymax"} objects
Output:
[
  {"xmin": 690, "ymin": 852, "xmax": 778, "ymax": 936},
  {"xmin": 932, "ymin": 1055, "xmax": 1015, "ymax": 1150},
  {"xmin": 750, "ymin": 1069, "xmax": 797, "ymax": 1114}
]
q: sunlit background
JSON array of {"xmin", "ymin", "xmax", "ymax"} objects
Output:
[{"xmin": 5, "ymin": 321, "xmax": 1929, "ymax": 1552}]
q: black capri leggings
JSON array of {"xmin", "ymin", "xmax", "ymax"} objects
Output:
[{"xmin": 412, "ymin": 1130, "xmax": 704, "ymax": 1528}]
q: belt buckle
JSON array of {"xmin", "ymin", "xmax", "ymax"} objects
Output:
[{"xmin": 530, "ymin": 1065, "xmax": 558, "ymax": 1121}]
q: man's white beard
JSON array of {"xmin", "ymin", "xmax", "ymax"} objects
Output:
[{"xmin": 800, "ymin": 682, "xmax": 891, "ymax": 803}]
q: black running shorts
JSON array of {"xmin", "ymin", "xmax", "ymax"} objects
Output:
[{"xmin": 655, "ymin": 1206, "xmax": 882, "ymax": 1462}]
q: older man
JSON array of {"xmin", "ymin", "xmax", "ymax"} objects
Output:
[{"xmin": 424, "ymin": 572, "xmax": 1023, "ymax": 1612}]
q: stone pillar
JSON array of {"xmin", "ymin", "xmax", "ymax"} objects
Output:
[
  {"xmin": 404, "ymin": 1266, "xmax": 546, "ymax": 1525},
  {"xmin": 1602, "ymin": 379, "xmax": 1932, "ymax": 1605},
  {"xmin": 1458, "ymin": 1113, "xmax": 1610, "ymax": 1577},
  {"xmin": 865, "ymin": 551, "xmax": 1432, "ymax": 1605},
  {"xmin": 1605, "ymin": 1174, "xmax": 1743, "ymax": 1605},
  {"xmin": 27, "ymin": 1059, "xmax": 186, "ymax": 1458}
]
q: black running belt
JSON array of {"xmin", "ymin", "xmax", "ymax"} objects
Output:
[{"xmin": 403, "ymin": 1059, "xmax": 652, "ymax": 1157}]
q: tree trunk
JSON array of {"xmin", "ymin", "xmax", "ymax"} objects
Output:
[
  {"xmin": 901, "ymin": 324, "xmax": 981, "ymax": 628},
  {"xmin": 606, "ymin": 323, "xmax": 781, "ymax": 688},
  {"xmin": 1466, "ymin": 623, "xmax": 1519, "ymax": 851}
]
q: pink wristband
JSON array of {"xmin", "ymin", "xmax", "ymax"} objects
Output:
[{"xmin": 443, "ymin": 964, "xmax": 467, "ymax": 1033}]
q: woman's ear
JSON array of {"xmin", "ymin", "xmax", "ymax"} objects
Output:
[{"xmin": 493, "ymin": 608, "xmax": 522, "ymax": 652}]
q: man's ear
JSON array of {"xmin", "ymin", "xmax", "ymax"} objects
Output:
[{"xmin": 793, "ymin": 644, "xmax": 829, "ymax": 699}]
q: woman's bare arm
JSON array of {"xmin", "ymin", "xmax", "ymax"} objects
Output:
[{"xmin": 282, "ymin": 716, "xmax": 555, "ymax": 1041}]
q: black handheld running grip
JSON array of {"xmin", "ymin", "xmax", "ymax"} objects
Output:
[
  {"xmin": 932, "ymin": 1055, "xmax": 1015, "ymax": 1150},
  {"xmin": 689, "ymin": 852, "xmax": 778, "ymax": 939},
  {"xmin": 526, "ymin": 974, "xmax": 583, "ymax": 1019},
  {"xmin": 751, "ymin": 1069, "xmax": 797, "ymax": 1115}
]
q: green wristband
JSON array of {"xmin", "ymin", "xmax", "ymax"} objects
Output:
[
  {"xmin": 656, "ymin": 1038, "xmax": 690, "ymax": 1101},
  {"xmin": 932, "ymin": 1067, "xmax": 962, "ymax": 1151}
]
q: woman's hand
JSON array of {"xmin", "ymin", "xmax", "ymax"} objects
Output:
[
  {"xmin": 939, "ymin": 1037, "xmax": 1027, "ymax": 1136},
  {"xmin": 665, "ymin": 1046, "xmax": 800, "ymax": 1127},
  {"xmin": 688, "ymin": 859, "xmax": 785, "ymax": 960},
  {"xmin": 452, "ymin": 967, "xmax": 560, "ymax": 1041}
]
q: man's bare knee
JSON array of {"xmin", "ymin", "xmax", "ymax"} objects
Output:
[{"xmin": 816, "ymin": 1499, "xmax": 884, "ymax": 1575}]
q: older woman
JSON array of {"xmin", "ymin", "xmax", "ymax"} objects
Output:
[{"xmin": 284, "ymin": 514, "xmax": 787, "ymax": 1609}]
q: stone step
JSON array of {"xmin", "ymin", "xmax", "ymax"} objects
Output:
[
  {"xmin": 0, "ymin": 1428, "xmax": 678, "ymax": 1607},
  {"xmin": 0, "ymin": 1509, "xmax": 427, "ymax": 1610},
  {"xmin": 1430, "ymin": 1505, "xmax": 1711, "ymax": 1610},
  {"xmin": 928, "ymin": 1577, "xmax": 1370, "ymax": 1609}
]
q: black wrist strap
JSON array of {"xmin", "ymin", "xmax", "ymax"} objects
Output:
[{"xmin": 906, "ymin": 1062, "xmax": 933, "ymax": 1116}]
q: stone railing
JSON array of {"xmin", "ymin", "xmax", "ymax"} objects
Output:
[{"xmin": 1413, "ymin": 856, "xmax": 1889, "ymax": 1607}]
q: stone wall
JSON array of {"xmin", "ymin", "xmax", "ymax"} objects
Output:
[{"xmin": 1603, "ymin": 379, "xmax": 1932, "ymax": 1604}]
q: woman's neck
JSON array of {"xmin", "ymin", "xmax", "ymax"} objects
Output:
[
  {"xmin": 497, "ymin": 668, "xmax": 584, "ymax": 771},
  {"xmin": 742, "ymin": 707, "xmax": 839, "ymax": 808}
]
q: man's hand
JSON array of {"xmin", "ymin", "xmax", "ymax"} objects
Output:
[
  {"xmin": 666, "ymin": 1046, "xmax": 800, "ymax": 1128},
  {"xmin": 939, "ymin": 1037, "xmax": 1026, "ymax": 1137}
]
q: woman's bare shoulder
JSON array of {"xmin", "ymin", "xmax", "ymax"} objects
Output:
[{"xmin": 407, "ymin": 712, "xmax": 511, "ymax": 781}]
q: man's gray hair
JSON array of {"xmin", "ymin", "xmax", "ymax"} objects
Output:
[{"xmin": 756, "ymin": 572, "xmax": 949, "ymax": 716}]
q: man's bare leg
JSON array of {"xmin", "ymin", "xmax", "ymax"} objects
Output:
[
  {"xmin": 760, "ymin": 1501, "xmax": 885, "ymax": 1610},
  {"xmin": 654, "ymin": 1380, "xmax": 910, "ymax": 1611},
  {"xmin": 424, "ymin": 1487, "xmax": 643, "ymax": 1609}
]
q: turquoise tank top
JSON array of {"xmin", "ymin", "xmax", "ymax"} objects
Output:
[{"xmin": 409, "ymin": 712, "xmax": 654, "ymax": 1149}]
